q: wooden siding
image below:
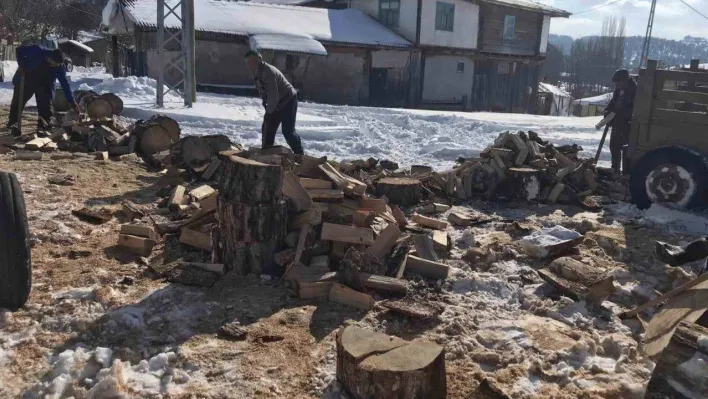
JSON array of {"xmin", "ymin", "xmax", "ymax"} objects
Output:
[{"xmin": 478, "ymin": 3, "xmax": 542, "ymax": 56}]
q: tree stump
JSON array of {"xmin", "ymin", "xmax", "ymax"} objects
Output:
[
  {"xmin": 218, "ymin": 239, "xmax": 280, "ymax": 276},
  {"xmin": 375, "ymin": 177, "xmax": 422, "ymax": 206},
  {"xmin": 336, "ymin": 326, "xmax": 446, "ymax": 399},
  {"xmin": 645, "ymin": 321, "xmax": 708, "ymax": 399},
  {"xmin": 219, "ymin": 155, "xmax": 283, "ymax": 206},
  {"xmin": 217, "ymin": 200, "xmax": 289, "ymax": 243}
]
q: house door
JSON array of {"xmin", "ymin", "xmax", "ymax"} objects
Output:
[
  {"xmin": 473, "ymin": 75, "xmax": 489, "ymax": 111},
  {"xmin": 370, "ymin": 68, "xmax": 388, "ymax": 107}
]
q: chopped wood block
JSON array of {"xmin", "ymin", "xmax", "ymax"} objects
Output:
[
  {"xmin": 413, "ymin": 234, "xmax": 439, "ymax": 261},
  {"xmin": 117, "ymin": 234, "xmax": 155, "ymax": 256},
  {"xmin": 445, "ymin": 171, "xmax": 456, "ymax": 196},
  {"xmin": 367, "ymin": 223, "xmax": 402, "ymax": 260},
  {"xmin": 329, "ymin": 283, "xmax": 374, "ymax": 310},
  {"xmin": 41, "ymin": 142, "xmax": 58, "ymax": 152},
  {"xmin": 338, "ymin": 247, "xmax": 386, "ymax": 290},
  {"xmin": 419, "ymin": 203, "xmax": 451, "ymax": 214},
  {"xmin": 329, "ymin": 203, "xmax": 356, "ymax": 217},
  {"xmin": 120, "ymin": 224, "xmax": 158, "ymax": 240},
  {"xmin": 25, "ymin": 137, "xmax": 52, "ymax": 150},
  {"xmin": 447, "ymin": 212, "xmax": 473, "ymax": 227},
  {"xmin": 353, "ymin": 210, "xmax": 375, "ymax": 227},
  {"xmin": 361, "ymin": 273, "xmax": 407, "ymax": 296},
  {"xmin": 432, "ymin": 231, "xmax": 449, "ymax": 253},
  {"xmin": 199, "ymin": 193, "xmax": 218, "ymax": 213},
  {"xmin": 321, "ymin": 223, "xmax": 374, "ymax": 245},
  {"xmin": 307, "ymin": 189, "xmax": 344, "ymax": 201},
  {"xmin": 359, "ymin": 198, "xmax": 387, "ymax": 213},
  {"xmin": 547, "ymin": 183, "xmax": 565, "ymax": 203},
  {"xmin": 72, "ymin": 207, "xmax": 113, "ymax": 224},
  {"xmin": 294, "ymin": 224, "xmax": 311, "ymax": 266},
  {"xmin": 411, "ymin": 215, "xmax": 448, "ymax": 230},
  {"xmin": 168, "ymin": 185, "xmax": 187, "ymax": 211},
  {"xmin": 108, "ymin": 146, "xmax": 131, "ymax": 156},
  {"xmin": 121, "ymin": 202, "xmax": 145, "ymax": 221},
  {"xmin": 283, "ymin": 172, "xmax": 313, "ymax": 212},
  {"xmin": 526, "ymin": 140, "xmax": 541, "ymax": 159},
  {"xmin": 489, "ymin": 147, "xmax": 514, "ymax": 164},
  {"xmin": 455, "ymin": 178, "xmax": 466, "ymax": 200},
  {"xmin": 552, "ymin": 148, "xmax": 577, "ymax": 169},
  {"xmin": 514, "ymin": 147, "xmax": 529, "ymax": 166},
  {"xmin": 299, "ymin": 178, "xmax": 333, "ymax": 189},
  {"xmin": 180, "ymin": 228, "xmax": 213, "ymax": 251},
  {"xmin": 556, "ymin": 166, "xmax": 572, "ymax": 179},
  {"xmin": 299, "ymin": 282, "xmax": 335, "ymax": 299},
  {"xmin": 201, "ymin": 158, "xmax": 221, "ymax": 180},
  {"xmin": 387, "ymin": 242, "xmax": 410, "ymax": 279},
  {"xmin": 291, "ymin": 209, "xmax": 322, "ymax": 230},
  {"xmin": 14, "ymin": 151, "xmax": 43, "ymax": 161},
  {"xmin": 538, "ymin": 257, "xmax": 615, "ymax": 305},
  {"xmin": 189, "ymin": 185, "xmax": 216, "ymax": 201},
  {"xmin": 391, "ymin": 206, "xmax": 408, "ymax": 228},
  {"xmin": 509, "ymin": 133, "xmax": 527, "ymax": 152},
  {"xmin": 179, "ymin": 262, "xmax": 225, "ymax": 275},
  {"xmin": 407, "ymin": 255, "xmax": 449, "ymax": 279},
  {"xmin": 490, "ymin": 158, "xmax": 506, "ymax": 178},
  {"xmin": 336, "ymin": 326, "xmax": 446, "ymax": 399},
  {"xmin": 92, "ymin": 151, "xmax": 109, "ymax": 160}
]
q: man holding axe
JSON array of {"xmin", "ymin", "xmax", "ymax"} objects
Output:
[
  {"xmin": 6, "ymin": 45, "xmax": 80, "ymax": 137},
  {"xmin": 595, "ymin": 69, "xmax": 636, "ymax": 175}
]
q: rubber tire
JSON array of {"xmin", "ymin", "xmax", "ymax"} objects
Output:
[
  {"xmin": 629, "ymin": 146, "xmax": 708, "ymax": 210},
  {"xmin": 0, "ymin": 172, "xmax": 32, "ymax": 311}
]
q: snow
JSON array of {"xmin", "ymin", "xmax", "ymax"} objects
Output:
[
  {"xmin": 107, "ymin": 0, "xmax": 412, "ymax": 48},
  {"xmin": 250, "ymin": 33, "xmax": 328, "ymax": 56},
  {"xmin": 482, "ymin": 0, "xmax": 570, "ymax": 16},
  {"xmin": 1, "ymin": 60, "xmax": 17, "ymax": 81},
  {"xmin": 574, "ymin": 92, "xmax": 613, "ymax": 106},
  {"xmin": 518, "ymin": 226, "xmax": 582, "ymax": 258},
  {"xmin": 609, "ymin": 203, "xmax": 708, "ymax": 236},
  {"xmin": 58, "ymin": 39, "xmax": 94, "ymax": 53},
  {"xmin": 539, "ymin": 82, "xmax": 570, "ymax": 98}
]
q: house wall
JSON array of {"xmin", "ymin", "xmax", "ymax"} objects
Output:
[
  {"xmin": 421, "ymin": 54, "xmax": 474, "ymax": 107},
  {"xmin": 419, "ymin": 0, "xmax": 479, "ymax": 49},
  {"xmin": 352, "ymin": 0, "xmax": 419, "ymax": 43},
  {"xmin": 539, "ymin": 15, "xmax": 550, "ymax": 54},
  {"xmin": 478, "ymin": 3, "xmax": 543, "ymax": 56}
]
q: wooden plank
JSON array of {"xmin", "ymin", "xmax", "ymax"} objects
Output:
[
  {"xmin": 299, "ymin": 177, "xmax": 333, "ymax": 189},
  {"xmin": 321, "ymin": 223, "xmax": 374, "ymax": 245},
  {"xmin": 294, "ymin": 224, "xmax": 311, "ymax": 266},
  {"xmin": 359, "ymin": 198, "xmax": 387, "ymax": 213},
  {"xmin": 419, "ymin": 203, "xmax": 451, "ymax": 214},
  {"xmin": 657, "ymin": 89, "xmax": 708, "ymax": 104},
  {"xmin": 432, "ymin": 231, "xmax": 449, "ymax": 253},
  {"xmin": 653, "ymin": 108, "xmax": 708, "ymax": 125},
  {"xmin": 656, "ymin": 68, "xmax": 708, "ymax": 84},
  {"xmin": 406, "ymin": 255, "xmax": 449, "ymax": 279},
  {"xmin": 14, "ymin": 151, "xmax": 43, "ymax": 161},
  {"xmin": 620, "ymin": 272, "xmax": 708, "ymax": 318},
  {"xmin": 391, "ymin": 206, "xmax": 408, "ymax": 228},
  {"xmin": 199, "ymin": 193, "xmax": 218, "ymax": 213},
  {"xmin": 366, "ymin": 223, "xmax": 402, "ymax": 260},
  {"xmin": 189, "ymin": 185, "xmax": 216, "ymax": 201},
  {"xmin": 120, "ymin": 224, "xmax": 158, "ymax": 241},
  {"xmin": 447, "ymin": 212, "xmax": 473, "ymax": 227},
  {"xmin": 329, "ymin": 283, "xmax": 374, "ymax": 310},
  {"xmin": 25, "ymin": 137, "xmax": 52, "ymax": 150},
  {"xmin": 168, "ymin": 185, "xmax": 187, "ymax": 211},
  {"xmin": 117, "ymin": 234, "xmax": 155, "ymax": 256},
  {"xmin": 201, "ymin": 157, "xmax": 221, "ymax": 180},
  {"xmin": 283, "ymin": 172, "xmax": 313, "ymax": 212},
  {"xmin": 361, "ymin": 273, "xmax": 407, "ymax": 296},
  {"xmin": 329, "ymin": 203, "xmax": 356, "ymax": 217},
  {"xmin": 413, "ymin": 234, "xmax": 439, "ymax": 261},
  {"xmin": 179, "ymin": 228, "xmax": 213, "ymax": 251},
  {"xmin": 411, "ymin": 214, "xmax": 449, "ymax": 230},
  {"xmin": 353, "ymin": 210, "xmax": 375, "ymax": 227},
  {"xmin": 299, "ymin": 282, "xmax": 335, "ymax": 299},
  {"xmin": 307, "ymin": 189, "xmax": 345, "ymax": 200}
]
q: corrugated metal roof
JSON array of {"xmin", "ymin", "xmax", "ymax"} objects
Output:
[
  {"xmin": 109, "ymin": 0, "xmax": 412, "ymax": 49},
  {"xmin": 481, "ymin": 0, "xmax": 571, "ymax": 17},
  {"xmin": 250, "ymin": 34, "xmax": 328, "ymax": 56}
]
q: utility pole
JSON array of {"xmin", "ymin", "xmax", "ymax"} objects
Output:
[
  {"xmin": 639, "ymin": 0, "xmax": 657, "ymax": 69},
  {"xmin": 156, "ymin": 0, "xmax": 195, "ymax": 107}
]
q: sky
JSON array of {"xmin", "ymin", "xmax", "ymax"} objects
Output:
[{"xmin": 539, "ymin": 0, "xmax": 708, "ymax": 40}]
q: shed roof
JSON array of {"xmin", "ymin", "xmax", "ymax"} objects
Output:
[
  {"xmin": 481, "ymin": 0, "xmax": 571, "ymax": 17},
  {"xmin": 104, "ymin": 0, "xmax": 412, "ymax": 51},
  {"xmin": 58, "ymin": 39, "xmax": 95, "ymax": 53},
  {"xmin": 538, "ymin": 82, "xmax": 570, "ymax": 98},
  {"xmin": 573, "ymin": 93, "xmax": 612, "ymax": 106}
]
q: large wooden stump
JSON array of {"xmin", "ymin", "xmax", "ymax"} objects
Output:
[
  {"xmin": 220, "ymin": 155, "xmax": 284, "ymax": 205},
  {"xmin": 217, "ymin": 200, "xmax": 288, "ymax": 243},
  {"xmin": 375, "ymin": 177, "xmax": 422, "ymax": 206},
  {"xmin": 336, "ymin": 326, "xmax": 446, "ymax": 399},
  {"xmin": 645, "ymin": 321, "xmax": 708, "ymax": 399}
]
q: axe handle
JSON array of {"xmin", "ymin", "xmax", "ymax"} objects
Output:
[
  {"xmin": 17, "ymin": 75, "xmax": 25, "ymax": 132},
  {"xmin": 594, "ymin": 123, "xmax": 611, "ymax": 165}
]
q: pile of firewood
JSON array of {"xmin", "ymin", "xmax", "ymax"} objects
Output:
[{"xmin": 12, "ymin": 91, "xmax": 182, "ymax": 160}]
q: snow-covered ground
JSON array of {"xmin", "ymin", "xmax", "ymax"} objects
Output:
[{"xmin": 0, "ymin": 62, "xmax": 608, "ymax": 170}]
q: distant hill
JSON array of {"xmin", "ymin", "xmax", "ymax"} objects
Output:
[{"xmin": 549, "ymin": 34, "xmax": 708, "ymax": 69}]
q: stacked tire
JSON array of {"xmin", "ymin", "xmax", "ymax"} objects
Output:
[{"xmin": 0, "ymin": 172, "xmax": 32, "ymax": 311}]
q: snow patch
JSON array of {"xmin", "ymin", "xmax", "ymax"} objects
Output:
[{"xmin": 609, "ymin": 203, "xmax": 708, "ymax": 236}]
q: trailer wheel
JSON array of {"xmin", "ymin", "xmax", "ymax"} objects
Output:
[
  {"xmin": 630, "ymin": 146, "xmax": 708, "ymax": 210},
  {"xmin": 0, "ymin": 172, "xmax": 31, "ymax": 311}
]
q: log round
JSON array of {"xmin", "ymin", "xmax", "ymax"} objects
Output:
[
  {"xmin": 81, "ymin": 94, "xmax": 113, "ymax": 119},
  {"xmin": 219, "ymin": 155, "xmax": 283, "ymax": 206},
  {"xmin": 375, "ymin": 177, "xmax": 422, "ymax": 206},
  {"xmin": 134, "ymin": 122, "xmax": 172, "ymax": 155},
  {"xmin": 152, "ymin": 115, "xmax": 181, "ymax": 142},
  {"xmin": 336, "ymin": 326, "xmax": 446, "ymax": 399},
  {"xmin": 100, "ymin": 93, "xmax": 124, "ymax": 115}
]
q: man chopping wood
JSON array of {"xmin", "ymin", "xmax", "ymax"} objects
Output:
[
  {"xmin": 603, "ymin": 69, "xmax": 637, "ymax": 175},
  {"xmin": 6, "ymin": 45, "xmax": 80, "ymax": 137},
  {"xmin": 244, "ymin": 50, "xmax": 304, "ymax": 155}
]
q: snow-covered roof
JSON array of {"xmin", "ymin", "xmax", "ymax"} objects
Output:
[
  {"xmin": 573, "ymin": 93, "xmax": 612, "ymax": 106},
  {"xmin": 481, "ymin": 0, "xmax": 571, "ymax": 17},
  {"xmin": 538, "ymin": 82, "xmax": 570, "ymax": 98},
  {"xmin": 105, "ymin": 0, "xmax": 412, "ymax": 51},
  {"xmin": 250, "ymin": 34, "xmax": 327, "ymax": 56},
  {"xmin": 58, "ymin": 39, "xmax": 95, "ymax": 53},
  {"xmin": 251, "ymin": 0, "xmax": 315, "ymax": 4}
]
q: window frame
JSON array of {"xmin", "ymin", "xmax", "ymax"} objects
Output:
[
  {"xmin": 435, "ymin": 2, "xmax": 455, "ymax": 32},
  {"xmin": 456, "ymin": 62, "xmax": 465, "ymax": 73},
  {"xmin": 379, "ymin": 0, "xmax": 401, "ymax": 28},
  {"xmin": 503, "ymin": 15, "xmax": 516, "ymax": 40}
]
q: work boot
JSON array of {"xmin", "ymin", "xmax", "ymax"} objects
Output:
[
  {"xmin": 655, "ymin": 238, "xmax": 708, "ymax": 266},
  {"xmin": 10, "ymin": 126, "xmax": 21, "ymax": 138}
]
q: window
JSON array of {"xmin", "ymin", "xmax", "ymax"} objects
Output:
[
  {"xmin": 456, "ymin": 62, "xmax": 465, "ymax": 73},
  {"xmin": 435, "ymin": 2, "xmax": 455, "ymax": 32},
  {"xmin": 503, "ymin": 15, "xmax": 516, "ymax": 40},
  {"xmin": 379, "ymin": 0, "xmax": 400, "ymax": 28}
]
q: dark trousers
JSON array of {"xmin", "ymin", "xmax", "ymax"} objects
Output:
[
  {"xmin": 8, "ymin": 74, "xmax": 53, "ymax": 128},
  {"xmin": 262, "ymin": 96, "xmax": 303, "ymax": 155},
  {"xmin": 609, "ymin": 121, "xmax": 630, "ymax": 174}
]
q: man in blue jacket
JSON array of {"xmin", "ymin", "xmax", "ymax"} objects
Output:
[{"xmin": 6, "ymin": 45, "xmax": 80, "ymax": 136}]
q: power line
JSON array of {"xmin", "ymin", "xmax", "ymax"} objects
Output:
[
  {"xmin": 678, "ymin": 0, "xmax": 708, "ymax": 21},
  {"xmin": 573, "ymin": 0, "xmax": 628, "ymax": 16}
]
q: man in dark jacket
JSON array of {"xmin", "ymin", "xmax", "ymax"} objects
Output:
[
  {"xmin": 604, "ymin": 69, "xmax": 637, "ymax": 174},
  {"xmin": 7, "ymin": 45, "xmax": 80, "ymax": 136},
  {"xmin": 244, "ymin": 50, "xmax": 304, "ymax": 155}
]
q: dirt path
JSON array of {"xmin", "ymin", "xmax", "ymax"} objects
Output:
[{"xmin": 0, "ymin": 105, "xmax": 704, "ymax": 398}]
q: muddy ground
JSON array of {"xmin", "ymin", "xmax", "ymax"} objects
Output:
[{"xmin": 0, "ymin": 105, "xmax": 704, "ymax": 399}]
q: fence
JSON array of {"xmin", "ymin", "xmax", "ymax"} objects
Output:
[{"xmin": 0, "ymin": 39, "xmax": 17, "ymax": 61}]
